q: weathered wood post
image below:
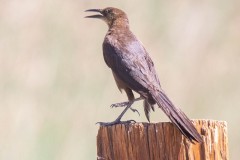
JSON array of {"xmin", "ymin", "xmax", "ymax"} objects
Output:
[{"xmin": 97, "ymin": 120, "xmax": 228, "ymax": 160}]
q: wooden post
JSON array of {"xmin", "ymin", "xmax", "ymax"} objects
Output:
[{"xmin": 97, "ymin": 120, "xmax": 229, "ymax": 160}]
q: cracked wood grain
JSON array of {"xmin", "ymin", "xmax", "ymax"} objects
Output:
[{"xmin": 97, "ymin": 120, "xmax": 229, "ymax": 160}]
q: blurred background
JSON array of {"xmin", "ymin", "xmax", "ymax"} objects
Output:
[{"xmin": 0, "ymin": 0, "xmax": 239, "ymax": 159}]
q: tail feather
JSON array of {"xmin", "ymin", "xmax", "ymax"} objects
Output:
[{"xmin": 151, "ymin": 90, "xmax": 203, "ymax": 143}]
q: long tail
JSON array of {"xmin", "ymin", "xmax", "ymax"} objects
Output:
[{"xmin": 150, "ymin": 89, "xmax": 203, "ymax": 143}]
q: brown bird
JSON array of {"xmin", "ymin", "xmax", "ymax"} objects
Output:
[{"xmin": 85, "ymin": 7, "xmax": 202, "ymax": 143}]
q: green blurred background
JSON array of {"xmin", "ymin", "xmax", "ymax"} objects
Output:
[{"xmin": 0, "ymin": 0, "xmax": 239, "ymax": 159}]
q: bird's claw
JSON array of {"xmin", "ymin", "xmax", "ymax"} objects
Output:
[
  {"xmin": 110, "ymin": 101, "xmax": 130, "ymax": 108},
  {"xmin": 110, "ymin": 101, "xmax": 140, "ymax": 116},
  {"xmin": 130, "ymin": 108, "xmax": 140, "ymax": 116},
  {"xmin": 96, "ymin": 119, "xmax": 136, "ymax": 126}
]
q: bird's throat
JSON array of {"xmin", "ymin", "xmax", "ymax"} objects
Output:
[{"xmin": 109, "ymin": 18, "xmax": 129, "ymax": 30}]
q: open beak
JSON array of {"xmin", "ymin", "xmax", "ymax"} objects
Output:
[{"xmin": 85, "ymin": 9, "xmax": 103, "ymax": 19}]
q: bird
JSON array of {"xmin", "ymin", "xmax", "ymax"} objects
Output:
[{"xmin": 85, "ymin": 7, "xmax": 202, "ymax": 143}]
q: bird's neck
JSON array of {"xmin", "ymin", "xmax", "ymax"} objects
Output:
[{"xmin": 109, "ymin": 18, "xmax": 129, "ymax": 30}]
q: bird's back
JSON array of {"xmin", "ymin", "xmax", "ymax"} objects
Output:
[{"xmin": 103, "ymin": 28, "xmax": 161, "ymax": 99}]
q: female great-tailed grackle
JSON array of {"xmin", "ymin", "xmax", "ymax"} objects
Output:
[{"xmin": 85, "ymin": 7, "xmax": 202, "ymax": 143}]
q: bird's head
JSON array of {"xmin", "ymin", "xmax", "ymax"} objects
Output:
[{"xmin": 85, "ymin": 7, "xmax": 129, "ymax": 28}]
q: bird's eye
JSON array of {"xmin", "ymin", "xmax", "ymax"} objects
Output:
[{"xmin": 105, "ymin": 9, "xmax": 111, "ymax": 14}]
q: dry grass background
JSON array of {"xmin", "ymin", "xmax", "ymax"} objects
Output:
[{"xmin": 0, "ymin": 0, "xmax": 239, "ymax": 159}]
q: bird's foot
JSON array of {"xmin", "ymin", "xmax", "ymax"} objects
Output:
[
  {"xmin": 98, "ymin": 100, "xmax": 138, "ymax": 126},
  {"xmin": 96, "ymin": 119, "xmax": 136, "ymax": 126},
  {"xmin": 129, "ymin": 107, "xmax": 140, "ymax": 116},
  {"xmin": 110, "ymin": 97, "xmax": 143, "ymax": 108},
  {"xmin": 110, "ymin": 101, "xmax": 130, "ymax": 108},
  {"xmin": 110, "ymin": 101, "xmax": 140, "ymax": 116}
]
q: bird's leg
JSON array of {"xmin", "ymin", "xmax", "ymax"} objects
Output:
[
  {"xmin": 110, "ymin": 97, "xmax": 143, "ymax": 116},
  {"xmin": 96, "ymin": 101, "xmax": 136, "ymax": 126}
]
